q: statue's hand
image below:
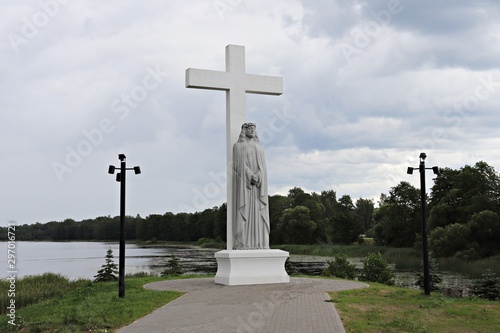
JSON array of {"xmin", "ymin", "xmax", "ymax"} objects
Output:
[{"xmin": 251, "ymin": 174, "xmax": 261, "ymax": 186}]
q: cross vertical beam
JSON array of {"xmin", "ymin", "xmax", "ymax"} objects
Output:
[{"xmin": 186, "ymin": 45, "xmax": 283, "ymax": 250}]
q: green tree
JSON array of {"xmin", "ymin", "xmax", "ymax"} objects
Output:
[
  {"xmin": 321, "ymin": 190, "xmax": 337, "ymax": 219},
  {"xmin": 429, "ymin": 162, "xmax": 500, "ymax": 228},
  {"xmin": 269, "ymin": 194, "xmax": 293, "ymax": 244},
  {"xmin": 330, "ymin": 195, "xmax": 363, "ymax": 245},
  {"xmin": 469, "ymin": 210, "xmax": 500, "ymax": 257},
  {"xmin": 288, "ymin": 187, "xmax": 309, "ymax": 206},
  {"xmin": 94, "ymin": 248, "xmax": 118, "ymax": 282},
  {"xmin": 355, "ymin": 198, "xmax": 374, "ymax": 232},
  {"xmin": 415, "ymin": 255, "xmax": 443, "ymax": 292},
  {"xmin": 94, "ymin": 216, "xmax": 120, "ymax": 240},
  {"xmin": 472, "ymin": 270, "xmax": 500, "ymax": 301},
  {"xmin": 429, "ymin": 223, "xmax": 471, "ymax": 258},
  {"xmin": 427, "ymin": 162, "xmax": 500, "ymax": 258},
  {"xmin": 278, "ymin": 206, "xmax": 317, "ymax": 244},
  {"xmin": 214, "ymin": 203, "xmax": 227, "ymax": 242},
  {"xmin": 373, "ymin": 181, "xmax": 420, "ymax": 247},
  {"xmin": 161, "ymin": 254, "xmax": 183, "ymax": 276},
  {"xmin": 304, "ymin": 193, "xmax": 328, "ymax": 243}
]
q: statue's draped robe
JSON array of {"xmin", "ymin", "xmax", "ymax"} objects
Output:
[{"xmin": 232, "ymin": 139, "xmax": 270, "ymax": 249}]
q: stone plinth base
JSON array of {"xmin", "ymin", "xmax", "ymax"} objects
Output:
[{"xmin": 214, "ymin": 249, "xmax": 289, "ymax": 286}]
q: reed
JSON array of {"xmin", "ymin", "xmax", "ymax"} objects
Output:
[
  {"xmin": 0, "ymin": 273, "xmax": 90, "ymax": 315},
  {"xmin": 274, "ymin": 244, "xmax": 391, "ymax": 257},
  {"xmin": 437, "ymin": 255, "xmax": 500, "ymax": 278},
  {"xmin": 383, "ymin": 248, "xmax": 421, "ymax": 270},
  {"xmin": 276, "ymin": 244, "xmax": 500, "ymax": 278}
]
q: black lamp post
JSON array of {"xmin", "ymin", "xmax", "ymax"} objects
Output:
[
  {"xmin": 108, "ymin": 154, "xmax": 141, "ymax": 298},
  {"xmin": 407, "ymin": 152, "xmax": 439, "ymax": 296}
]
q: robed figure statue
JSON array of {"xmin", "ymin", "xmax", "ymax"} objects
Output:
[{"xmin": 232, "ymin": 123, "xmax": 270, "ymax": 249}]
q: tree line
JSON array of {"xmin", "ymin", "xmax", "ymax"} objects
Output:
[
  {"xmin": 373, "ymin": 161, "xmax": 500, "ymax": 259},
  {"xmin": 3, "ymin": 161, "xmax": 500, "ymax": 260}
]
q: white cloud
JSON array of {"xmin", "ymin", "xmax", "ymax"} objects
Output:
[{"xmin": 1, "ymin": 0, "xmax": 500, "ymax": 225}]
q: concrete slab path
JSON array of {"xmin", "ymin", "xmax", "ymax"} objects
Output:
[{"xmin": 116, "ymin": 277, "xmax": 368, "ymax": 333}]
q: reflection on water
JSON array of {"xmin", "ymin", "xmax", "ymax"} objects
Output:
[
  {"xmin": 0, "ymin": 241, "xmax": 179, "ymax": 279},
  {"xmin": 147, "ymin": 246, "xmax": 218, "ymax": 276},
  {"xmin": 0, "ymin": 241, "xmax": 330, "ymax": 279},
  {"xmin": 0, "ymin": 242, "xmax": 473, "ymax": 289}
]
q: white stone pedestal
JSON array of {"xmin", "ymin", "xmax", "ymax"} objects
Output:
[{"xmin": 214, "ymin": 249, "xmax": 290, "ymax": 286}]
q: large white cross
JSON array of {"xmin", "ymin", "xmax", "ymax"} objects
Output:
[{"xmin": 186, "ymin": 44, "xmax": 283, "ymax": 250}]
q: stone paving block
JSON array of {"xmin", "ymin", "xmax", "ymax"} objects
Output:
[{"xmin": 116, "ymin": 277, "xmax": 368, "ymax": 333}]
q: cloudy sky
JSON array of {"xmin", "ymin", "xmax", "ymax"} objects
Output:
[{"xmin": 2, "ymin": 0, "xmax": 500, "ymax": 226}]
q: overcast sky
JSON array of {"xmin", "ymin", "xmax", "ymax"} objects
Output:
[{"xmin": 2, "ymin": 0, "xmax": 500, "ymax": 226}]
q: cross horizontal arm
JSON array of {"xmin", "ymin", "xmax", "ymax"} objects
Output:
[
  {"xmin": 186, "ymin": 68, "xmax": 232, "ymax": 91},
  {"xmin": 245, "ymin": 73, "xmax": 283, "ymax": 95},
  {"xmin": 186, "ymin": 68, "xmax": 283, "ymax": 95}
]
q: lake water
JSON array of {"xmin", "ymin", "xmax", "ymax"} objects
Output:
[
  {"xmin": 0, "ymin": 241, "xmax": 327, "ymax": 280},
  {"xmin": 1, "ymin": 242, "xmax": 472, "ymax": 289},
  {"xmin": 0, "ymin": 241, "xmax": 206, "ymax": 280}
]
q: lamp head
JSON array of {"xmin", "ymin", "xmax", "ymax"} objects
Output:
[
  {"xmin": 419, "ymin": 152, "xmax": 427, "ymax": 161},
  {"xmin": 432, "ymin": 166, "xmax": 440, "ymax": 175},
  {"xmin": 118, "ymin": 154, "xmax": 126, "ymax": 161},
  {"xmin": 108, "ymin": 165, "xmax": 115, "ymax": 174},
  {"xmin": 134, "ymin": 166, "xmax": 141, "ymax": 175},
  {"xmin": 116, "ymin": 173, "xmax": 121, "ymax": 182},
  {"xmin": 407, "ymin": 167, "xmax": 414, "ymax": 175}
]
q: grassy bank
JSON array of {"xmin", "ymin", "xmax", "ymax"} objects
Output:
[
  {"xmin": 2, "ymin": 273, "xmax": 498, "ymax": 332},
  {"xmin": 331, "ymin": 283, "xmax": 500, "ymax": 333},
  {"xmin": 0, "ymin": 273, "xmax": 89, "ymax": 315},
  {"xmin": 0, "ymin": 274, "xmax": 189, "ymax": 332}
]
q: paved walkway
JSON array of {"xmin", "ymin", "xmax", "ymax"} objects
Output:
[{"xmin": 116, "ymin": 277, "xmax": 368, "ymax": 333}]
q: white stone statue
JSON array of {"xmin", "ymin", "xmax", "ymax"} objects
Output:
[{"xmin": 232, "ymin": 122, "xmax": 270, "ymax": 249}]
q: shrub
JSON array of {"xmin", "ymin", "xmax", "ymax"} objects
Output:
[
  {"xmin": 94, "ymin": 248, "xmax": 118, "ymax": 282},
  {"xmin": 323, "ymin": 254, "xmax": 356, "ymax": 279},
  {"xmin": 415, "ymin": 255, "xmax": 443, "ymax": 292},
  {"xmin": 161, "ymin": 254, "xmax": 183, "ymax": 276},
  {"xmin": 359, "ymin": 252, "xmax": 395, "ymax": 285},
  {"xmin": 472, "ymin": 270, "xmax": 500, "ymax": 300}
]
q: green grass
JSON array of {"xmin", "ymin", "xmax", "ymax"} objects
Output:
[
  {"xmin": 330, "ymin": 283, "xmax": 500, "ymax": 333},
  {"xmin": 2, "ymin": 272, "xmax": 499, "ymax": 332},
  {"xmin": 0, "ymin": 273, "xmax": 90, "ymax": 315},
  {"xmin": 0, "ymin": 275, "xmax": 191, "ymax": 332}
]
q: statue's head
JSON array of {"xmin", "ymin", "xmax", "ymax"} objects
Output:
[{"xmin": 238, "ymin": 122, "xmax": 259, "ymax": 142}]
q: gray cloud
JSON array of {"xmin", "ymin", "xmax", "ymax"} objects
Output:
[{"xmin": 1, "ymin": 0, "xmax": 499, "ymax": 225}]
